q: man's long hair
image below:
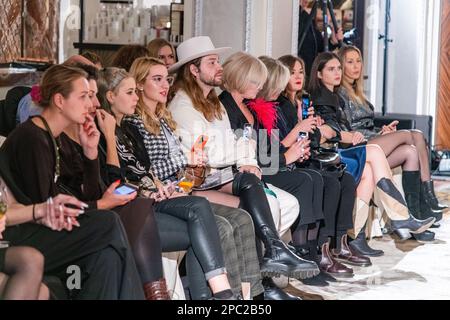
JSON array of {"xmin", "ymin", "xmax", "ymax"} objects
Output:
[{"xmin": 169, "ymin": 57, "xmax": 224, "ymax": 122}]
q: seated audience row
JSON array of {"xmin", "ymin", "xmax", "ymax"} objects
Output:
[{"xmin": 0, "ymin": 35, "xmax": 445, "ymax": 300}]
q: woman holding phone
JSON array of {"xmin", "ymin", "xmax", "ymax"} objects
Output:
[
  {"xmin": 309, "ymin": 52, "xmax": 435, "ymax": 255},
  {"xmin": 337, "ymin": 45, "xmax": 447, "ymax": 224},
  {"xmin": 0, "ymin": 64, "xmax": 145, "ymax": 300},
  {"xmin": 128, "ymin": 55, "xmax": 311, "ymax": 299},
  {"xmin": 221, "ymin": 53, "xmax": 367, "ymax": 281},
  {"xmin": 49, "ymin": 61, "xmax": 241, "ymax": 300},
  {"xmin": 96, "ymin": 65, "xmax": 265, "ymax": 300}
]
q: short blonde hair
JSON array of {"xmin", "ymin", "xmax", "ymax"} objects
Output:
[
  {"xmin": 257, "ymin": 56, "xmax": 290, "ymax": 101},
  {"xmin": 222, "ymin": 52, "xmax": 268, "ymax": 94}
]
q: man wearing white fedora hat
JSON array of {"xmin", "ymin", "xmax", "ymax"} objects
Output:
[{"xmin": 168, "ymin": 37, "xmax": 320, "ymax": 299}]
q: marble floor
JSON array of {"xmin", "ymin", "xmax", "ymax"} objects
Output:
[{"xmin": 285, "ymin": 179, "xmax": 450, "ymax": 300}]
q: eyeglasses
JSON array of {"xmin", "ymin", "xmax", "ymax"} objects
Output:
[{"xmin": 150, "ymin": 75, "xmax": 175, "ymax": 87}]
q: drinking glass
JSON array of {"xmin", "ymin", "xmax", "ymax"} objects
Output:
[{"xmin": 177, "ymin": 168, "xmax": 195, "ymax": 194}]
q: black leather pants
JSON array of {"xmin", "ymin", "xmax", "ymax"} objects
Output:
[{"xmin": 154, "ymin": 196, "xmax": 226, "ymax": 280}]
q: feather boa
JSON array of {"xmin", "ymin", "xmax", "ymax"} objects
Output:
[{"xmin": 247, "ymin": 98, "xmax": 278, "ymax": 137}]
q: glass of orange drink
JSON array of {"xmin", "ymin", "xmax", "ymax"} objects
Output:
[{"xmin": 178, "ymin": 168, "xmax": 195, "ymax": 194}]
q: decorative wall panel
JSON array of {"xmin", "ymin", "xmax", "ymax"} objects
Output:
[
  {"xmin": 436, "ymin": 0, "xmax": 450, "ymax": 149},
  {"xmin": 0, "ymin": 0, "xmax": 22, "ymax": 63},
  {"xmin": 0, "ymin": 0, "xmax": 59, "ymax": 64},
  {"xmin": 23, "ymin": 0, "xmax": 59, "ymax": 62}
]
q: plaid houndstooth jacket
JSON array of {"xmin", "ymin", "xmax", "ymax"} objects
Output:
[{"xmin": 123, "ymin": 114, "xmax": 187, "ymax": 181}]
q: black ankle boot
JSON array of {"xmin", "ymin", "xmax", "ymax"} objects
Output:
[
  {"xmin": 421, "ymin": 180, "xmax": 448, "ymax": 213},
  {"xmin": 233, "ymin": 173, "xmax": 319, "ymax": 280},
  {"xmin": 307, "ymin": 239, "xmax": 320, "ymax": 263},
  {"xmin": 376, "ymin": 178, "xmax": 435, "ymax": 239},
  {"xmin": 402, "ymin": 172, "xmax": 440, "ymax": 226},
  {"xmin": 348, "ymin": 229, "xmax": 384, "ymax": 257},
  {"xmin": 402, "ymin": 171, "xmax": 424, "ymax": 219},
  {"xmin": 262, "ymin": 278, "xmax": 301, "ymax": 300},
  {"xmin": 259, "ymin": 226, "xmax": 320, "ymax": 280},
  {"xmin": 287, "ymin": 242, "xmax": 310, "ymax": 258}
]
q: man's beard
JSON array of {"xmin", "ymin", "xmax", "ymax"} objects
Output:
[{"xmin": 199, "ymin": 73, "xmax": 222, "ymax": 87}]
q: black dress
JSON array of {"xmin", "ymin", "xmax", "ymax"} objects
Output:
[
  {"xmin": 277, "ymin": 94, "xmax": 356, "ymax": 241},
  {"xmin": 58, "ymin": 128, "xmax": 167, "ymax": 286},
  {"xmin": 0, "ymin": 119, "xmax": 144, "ymax": 299},
  {"xmin": 219, "ymin": 90, "xmax": 323, "ymax": 227}
]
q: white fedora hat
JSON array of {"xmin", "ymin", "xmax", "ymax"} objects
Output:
[{"xmin": 168, "ymin": 36, "xmax": 231, "ymax": 73}]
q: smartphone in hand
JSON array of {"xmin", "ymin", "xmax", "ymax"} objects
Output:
[
  {"xmin": 301, "ymin": 94, "xmax": 311, "ymax": 120},
  {"xmin": 114, "ymin": 183, "xmax": 138, "ymax": 195},
  {"xmin": 192, "ymin": 135, "xmax": 208, "ymax": 152},
  {"xmin": 297, "ymin": 131, "xmax": 309, "ymax": 142}
]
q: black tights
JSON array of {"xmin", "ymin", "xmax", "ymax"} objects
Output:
[
  {"xmin": 115, "ymin": 198, "xmax": 163, "ymax": 284},
  {"xmin": 369, "ymin": 129, "xmax": 430, "ymax": 181},
  {"xmin": 292, "ymin": 222, "xmax": 320, "ymax": 245},
  {"xmin": 2, "ymin": 246, "xmax": 44, "ymax": 299},
  {"xmin": 290, "ymin": 171, "xmax": 355, "ymax": 250}
]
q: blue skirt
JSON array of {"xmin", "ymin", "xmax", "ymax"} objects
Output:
[{"xmin": 339, "ymin": 146, "xmax": 366, "ymax": 184}]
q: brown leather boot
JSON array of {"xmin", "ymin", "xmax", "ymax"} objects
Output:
[
  {"xmin": 143, "ymin": 278, "xmax": 171, "ymax": 300},
  {"xmin": 319, "ymin": 241, "xmax": 354, "ymax": 278},
  {"xmin": 332, "ymin": 234, "xmax": 372, "ymax": 267}
]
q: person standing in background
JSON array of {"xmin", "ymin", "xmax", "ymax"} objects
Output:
[{"xmin": 298, "ymin": 0, "xmax": 344, "ymax": 77}]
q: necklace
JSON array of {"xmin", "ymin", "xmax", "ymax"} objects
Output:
[{"xmin": 35, "ymin": 116, "xmax": 61, "ymax": 183}]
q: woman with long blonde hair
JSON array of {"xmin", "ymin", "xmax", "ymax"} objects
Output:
[
  {"xmin": 309, "ymin": 52, "xmax": 435, "ymax": 253},
  {"xmin": 97, "ymin": 62, "xmax": 247, "ymax": 300},
  {"xmin": 337, "ymin": 45, "xmax": 447, "ymax": 227},
  {"xmin": 168, "ymin": 37, "xmax": 321, "ymax": 284},
  {"xmin": 123, "ymin": 57, "xmax": 269, "ymax": 300}
]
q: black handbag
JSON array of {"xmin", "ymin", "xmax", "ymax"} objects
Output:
[{"xmin": 307, "ymin": 150, "xmax": 347, "ymax": 179}]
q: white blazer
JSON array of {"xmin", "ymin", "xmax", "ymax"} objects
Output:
[{"xmin": 169, "ymin": 90, "xmax": 259, "ymax": 170}]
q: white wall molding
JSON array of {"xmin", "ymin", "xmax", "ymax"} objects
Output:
[
  {"xmin": 265, "ymin": 0, "xmax": 273, "ymax": 56},
  {"xmin": 245, "ymin": 0, "xmax": 253, "ymax": 52},
  {"xmin": 291, "ymin": 0, "xmax": 299, "ymax": 55},
  {"xmin": 194, "ymin": 0, "xmax": 203, "ymax": 36},
  {"xmin": 183, "ymin": 0, "xmax": 194, "ymax": 39},
  {"xmin": 422, "ymin": 0, "xmax": 441, "ymax": 143},
  {"xmin": 59, "ymin": 0, "xmax": 71, "ymax": 62},
  {"xmin": 365, "ymin": 0, "xmax": 381, "ymax": 109}
]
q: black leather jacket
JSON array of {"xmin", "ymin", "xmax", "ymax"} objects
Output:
[{"xmin": 312, "ymin": 86, "xmax": 352, "ymax": 143}]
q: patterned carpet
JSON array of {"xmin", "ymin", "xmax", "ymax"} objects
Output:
[{"xmin": 286, "ymin": 178, "xmax": 450, "ymax": 300}]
